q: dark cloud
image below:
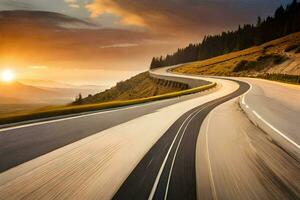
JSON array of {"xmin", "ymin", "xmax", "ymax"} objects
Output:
[
  {"xmin": 0, "ymin": 0, "xmax": 34, "ymax": 10},
  {"xmin": 0, "ymin": 1, "xmax": 292, "ymax": 73},
  {"xmin": 0, "ymin": 10, "xmax": 95, "ymax": 28},
  {"xmin": 0, "ymin": 10, "xmax": 173, "ymax": 71},
  {"xmin": 86, "ymin": 0, "xmax": 291, "ymax": 41}
]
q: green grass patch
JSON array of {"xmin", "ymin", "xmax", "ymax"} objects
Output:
[{"xmin": 0, "ymin": 82, "xmax": 216, "ymax": 125}]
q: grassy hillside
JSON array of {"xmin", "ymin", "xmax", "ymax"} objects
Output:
[
  {"xmin": 0, "ymin": 82, "xmax": 216, "ymax": 125},
  {"xmin": 76, "ymin": 72, "xmax": 183, "ymax": 104},
  {"xmin": 0, "ymin": 72, "xmax": 194, "ymax": 124},
  {"xmin": 151, "ymin": 1, "xmax": 300, "ymax": 69},
  {"xmin": 172, "ymin": 32, "xmax": 300, "ymax": 81}
]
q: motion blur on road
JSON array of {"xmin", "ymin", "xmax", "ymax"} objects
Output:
[
  {"xmin": 0, "ymin": 67, "xmax": 299, "ymax": 200},
  {"xmin": 1, "ymin": 1, "xmax": 300, "ymax": 199}
]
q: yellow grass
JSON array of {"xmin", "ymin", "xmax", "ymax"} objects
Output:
[
  {"xmin": 0, "ymin": 82, "xmax": 216, "ymax": 125},
  {"xmin": 172, "ymin": 32, "xmax": 300, "ymax": 76}
]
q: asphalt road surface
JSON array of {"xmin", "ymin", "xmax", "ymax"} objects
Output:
[
  {"xmin": 240, "ymin": 78, "xmax": 300, "ymax": 156},
  {"xmin": 0, "ymin": 67, "xmax": 299, "ymax": 200},
  {"xmin": 113, "ymin": 80, "xmax": 250, "ymax": 200},
  {"xmin": 0, "ymin": 73, "xmax": 237, "ymax": 199},
  {"xmin": 0, "ymin": 81, "xmax": 212, "ymax": 173},
  {"xmin": 196, "ymin": 98, "xmax": 300, "ymax": 200}
]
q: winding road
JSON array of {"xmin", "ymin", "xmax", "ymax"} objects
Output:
[
  {"xmin": 0, "ymin": 67, "xmax": 299, "ymax": 200},
  {"xmin": 113, "ymin": 80, "xmax": 250, "ymax": 200}
]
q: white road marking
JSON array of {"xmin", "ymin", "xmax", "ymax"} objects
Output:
[
  {"xmin": 0, "ymin": 101, "xmax": 165, "ymax": 133},
  {"xmin": 241, "ymin": 95, "xmax": 246, "ymax": 105},
  {"xmin": 147, "ymin": 73, "xmax": 244, "ymax": 199},
  {"xmin": 241, "ymin": 96, "xmax": 250, "ymax": 108},
  {"xmin": 240, "ymin": 82, "xmax": 252, "ymax": 108},
  {"xmin": 148, "ymin": 106, "xmax": 205, "ymax": 200},
  {"xmin": 252, "ymin": 110, "xmax": 300, "ymax": 150},
  {"xmin": 240, "ymin": 81, "xmax": 299, "ymax": 149},
  {"xmin": 205, "ymin": 114, "xmax": 218, "ymax": 200},
  {"xmin": 164, "ymin": 106, "xmax": 207, "ymax": 200}
]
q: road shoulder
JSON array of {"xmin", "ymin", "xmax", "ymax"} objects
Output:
[
  {"xmin": 0, "ymin": 78, "xmax": 238, "ymax": 200},
  {"xmin": 196, "ymin": 98, "xmax": 300, "ymax": 199}
]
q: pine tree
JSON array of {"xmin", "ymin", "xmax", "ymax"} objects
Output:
[{"xmin": 149, "ymin": 1, "xmax": 300, "ymax": 69}]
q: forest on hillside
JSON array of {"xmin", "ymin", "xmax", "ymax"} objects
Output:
[{"xmin": 150, "ymin": 0, "xmax": 300, "ymax": 69}]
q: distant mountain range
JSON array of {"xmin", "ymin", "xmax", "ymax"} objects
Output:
[
  {"xmin": 20, "ymin": 79, "xmax": 76, "ymax": 89},
  {"xmin": 0, "ymin": 80, "xmax": 108, "ymax": 105},
  {"xmin": 0, "ymin": 82, "xmax": 58, "ymax": 104}
]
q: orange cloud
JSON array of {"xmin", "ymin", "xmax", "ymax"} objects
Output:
[
  {"xmin": 86, "ymin": 0, "xmax": 145, "ymax": 26},
  {"xmin": 30, "ymin": 65, "xmax": 48, "ymax": 70},
  {"xmin": 0, "ymin": 10, "xmax": 176, "ymax": 74}
]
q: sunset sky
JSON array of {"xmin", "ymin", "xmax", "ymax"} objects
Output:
[{"xmin": 0, "ymin": 0, "xmax": 291, "ymax": 85}]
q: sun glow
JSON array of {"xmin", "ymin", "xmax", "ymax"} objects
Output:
[{"xmin": 1, "ymin": 69, "xmax": 15, "ymax": 83}]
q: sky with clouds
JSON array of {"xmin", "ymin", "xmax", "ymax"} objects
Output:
[{"xmin": 0, "ymin": 0, "xmax": 292, "ymax": 85}]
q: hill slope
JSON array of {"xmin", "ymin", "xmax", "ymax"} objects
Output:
[
  {"xmin": 78, "ymin": 72, "xmax": 182, "ymax": 104},
  {"xmin": 151, "ymin": 0, "xmax": 300, "ymax": 69},
  {"xmin": 0, "ymin": 82, "xmax": 60, "ymax": 102},
  {"xmin": 172, "ymin": 32, "xmax": 300, "ymax": 80}
]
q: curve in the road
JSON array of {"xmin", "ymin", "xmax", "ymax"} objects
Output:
[
  {"xmin": 113, "ymin": 80, "xmax": 250, "ymax": 200},
  {"xmin": 0, "ymin": 80, "xmax": 214, "ymax": 173}
]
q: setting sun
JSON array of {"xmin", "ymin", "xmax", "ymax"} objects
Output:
[{"xmin": 1, "ymin": 69, "xmax": 15, "ymax": 83}]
